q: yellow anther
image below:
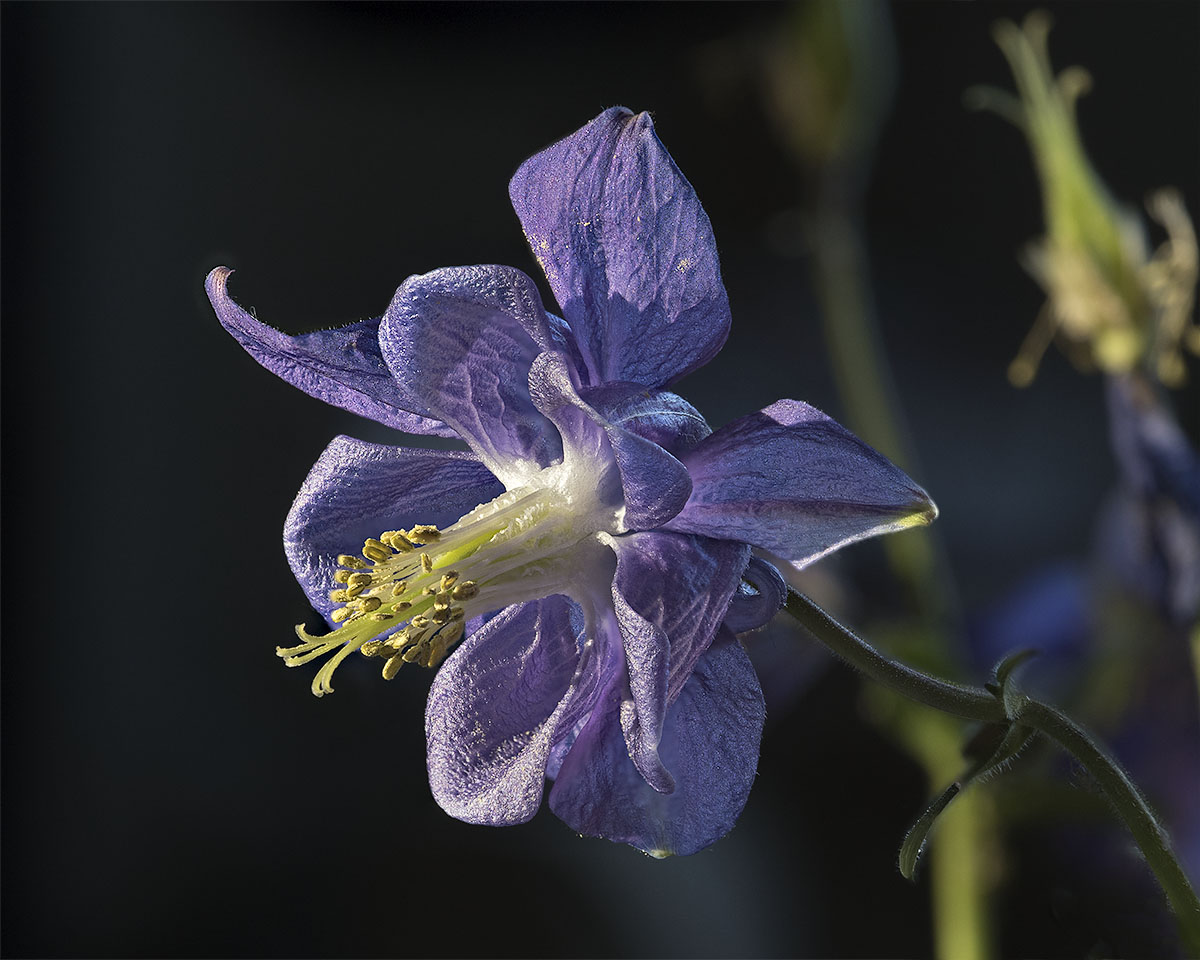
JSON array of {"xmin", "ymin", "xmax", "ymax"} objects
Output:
[
  {"xmin": 391, "ymin": 582, "xmax": 408, "ymax": 597},
  {"xmin": 331, "ymin": 607, "xmax": 354, "ymax": 623},
  {"xmin": 426, "ymin": 623, "xmax": 464, "ymax": 669},
  {"xmin": 402, "ymin": 643, "xmax": 425, "ymax": 663},
  {"xmin": 420, "ymin": 553, "xmax": 434, "ymax": 574},
  {"xmin": 360, "ymin": 640, "xmax": 385, "ymax": 658},
  {"xmin": 452, "ymin": 581, "xmax": 479, "ymax": 601},
  {"xmin": 410, "ymin": 614, "xmax": 431, "ymax": 630},
  {"xmin": 381, "ymin": 531, "xmax": 415, "ymax": 552},
  {"xmin": 333, "ymin": 569, "xmax": 352, "ymax": 584},
  {"xmin": 439, "ymin": 572, "xmax": 460, "ymax": 591},
  {"xmin": 447, "ymin": 619, "xmax": 466, "ymax": 640},
  {"xmin": 337, "ymin": 555, "xmax": 368, "ymax": 569},
  {"xmin": 432, "ymin": 608, "xmax": 451, "ymax": 625},
  {"xmin": 382, "ymin": 653, "xmax": 405, "ymax": 680},
  {"xmin": 329, "ymin": 588, "xmax": 350, "ymax": 603},
  {"xmin": 391, "ymin": 601, "xmax": 412, "ymax": 613},
  {"xmin": 385, "ymin": 632, "xmax": 412, "ymax": 652},
  {"xmin": 408, "ymin": 525, "xmax": 441, "ymax": 541},
  {"xmin": 347, "ymin": 572, "xmax": 373, "ymax": 588},
  {"xmin": 434, "ymin": 591, "xmax": 452, "ymax": 610},
  {"xmin": 422, "ymin": 585, "xmax": 438, "ymax": 596},
  {"xmin": 362, "ymin": 542, "xmax": 390, "ymax": 563},
  {"xmin": 345, "ymin": 583, "xmax": 365, "ymax": 599},
  {"xmin": 359, "ymin": 596, "xmax": 382, "ymax": 613},
  {"xmin": 369, "ymin": 613, "xmax": 392, "ymax": 622}
]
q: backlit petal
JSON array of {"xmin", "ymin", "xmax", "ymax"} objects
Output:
[
  {"xmin": 548, "ymin": 631, "xmax": 764, "ymax": 857},
  {"xmin": 510, "ymin": 108, "xmax": 730, "ymax": 388},
  {"xmin": 206, "ymin": 267, "xmax": 453, "ymax": 436},
  {"xmin": 378, "ymin": 265, "xmax": 564, "ymax": 487},
  {"xmin": 665, "ymin": 399, "xmax": 936, "ymax": 566},
  {"xmin": 426, "ymin": 597, "xmax": 581, "ymax": 826}
]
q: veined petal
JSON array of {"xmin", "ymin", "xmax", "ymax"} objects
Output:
[
  {"xmin": 665, "ymin": 399, "xmax": 937, "ymax": 566},
  {"xmin": 529, "ymin": 352, "xmax": 692, "ymax": 530},
  {"xmin": 609, "ymin": 595, "xmax": 673, "ymax": 794},
  {"xmin": 425, "ymin": 596, "xmax": 581, "ymax": 826},
  {"xmin": 614, "ymin": 531, "xmax": 750, "ymax": 704},
  {"xmin": 206, "ymin": 267, "xmax": 453, "ymax": 436},
  {"xmin": 724, "ymin": 555, "xmax": 788, "ymax": 634},
  {"xmin": 609, "ymin": 532, "xmax": 750, "ymax": 795},
  {"xmin": 548, "ymin": 631, "xmax": 765, "ymax": 857},
  {"xmin": 509, "ymin": 108, "xmax": 731, "ymax": 389},
  {"xmin": 378, "ymin": 265, "xmax": 564, "ymax": 487},
  {"xmin": 580, "ymin": 382, "xmax": 712, "ymax": 458},
  {"xmin": 284, "ymin": 435, "xmax": 503, "ymax": 620}
]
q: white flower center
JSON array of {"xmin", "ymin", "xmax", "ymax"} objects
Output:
[{"xmin": 278, "ymin": 462, "xmax": 621, "ymax": 696}]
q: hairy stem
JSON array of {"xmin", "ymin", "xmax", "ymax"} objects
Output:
[
  {"xmin": 783, "ymin": 591, "xmax": 1003, "ymax": 722},
  {"xmin": 1012, "ymin": 697, "xmax": 1200, "ymax": 955},
  {"xmin": 784, "ymin": 589, "xmax": 1200, "ymax": 953}
]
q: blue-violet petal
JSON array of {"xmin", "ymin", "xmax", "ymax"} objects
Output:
[
  {"xmin": 426, "ymin": 596, "xmax": 581, "ymax": 826},
  {"xmin": 206, "ymin": 267, "xmax": 453, "ymax": 436},
  {"xmin": 665, "ymin": 399, "xmax": 937, "ymax": 566},
  {"xmin": 378, "ymin": 265, "xmax": 565, "ymax": 486},
  {"xmin": 724, "ymin": 556, "xmax": 788, "ymax": 634},
  {"xmin": 548, "ymin": 630, "xmax": 765, "ymax": 857},
  {"xmin": 509, "ymin": 108, "xmax": 731, "ymax": 389}
]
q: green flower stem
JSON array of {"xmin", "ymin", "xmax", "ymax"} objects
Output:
[
  {"xmin": 784, "ymin": 590, "xmax": 1003, "ymax": 722},
  {"xmin": 784, "ymin": 589, "xmax": 1200, "ymax": 954},
  {"xmin": 1012, "ymin": 697, "xmax": 1200, "ymax": 955}
]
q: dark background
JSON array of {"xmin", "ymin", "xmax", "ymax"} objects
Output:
[{"xmin": 3, "ymin": 2, "xmax": 1197, "ymax": 957}]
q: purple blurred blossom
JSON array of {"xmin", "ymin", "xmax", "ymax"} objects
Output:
[
  {"xmin": 1101, "ymin": 375, "xmax": 1200, "ymax": 624},
  {"xmin": 207, "ymin": 108, "xmax": 934, "ymax": 855}
]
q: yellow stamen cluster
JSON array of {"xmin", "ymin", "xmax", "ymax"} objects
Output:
[
  {"xmin": 275, "ymin": 523, "xmax": 480, "ymax": 696},
  {"xmin": 274, "ymin": 484, "xmax": 576, "ymax": 698}
]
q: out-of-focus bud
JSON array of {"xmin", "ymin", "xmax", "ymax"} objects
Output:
[
  {"xmin": 968, "ymin": 12, "xmax": 1199, "ymax": 388},
  {"xmin": 763, "ymin": 0, "xmax": 894, "ymax": 185}
]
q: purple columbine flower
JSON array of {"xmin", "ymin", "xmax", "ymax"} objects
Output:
[{"xmin": 207, "ymin": 108, "xmax": 935, "ymax": 856}]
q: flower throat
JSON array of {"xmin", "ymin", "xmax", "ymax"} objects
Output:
[{"xmin": 277, "ymin": 484, "xmax": 581, "ymax": 697}]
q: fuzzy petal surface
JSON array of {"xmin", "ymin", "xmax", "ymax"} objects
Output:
[
  {"xmin": 378, "ymin": 265, "xmax": 564, "ymax": 486},
  {"xmin": 609, "ymin": 532, "xmax": 749, "ymax": 794},
  {"xmin": 529, "ymin": 352, "xmax": 692, "ymax": 530},
  {"xmin": 284, "ymin": 435, "xmax": 503, "ymax": 620},
  {"xmin": 509, "ymin": 108, "xmax": 731, "ymax": 389},
  {"xmin": 614, "ymin": 531, "xmax": 750, "ymax": 704},
  {"xmin": 548, "ymin": 631, "xmax": 765, "ymax": 857},
  {"xmin": 426, "ymin": 596, "xmax": 581, "ymax": 826},
  {"xmin": 206, "ymin": 267, "xmax": 453, "ymax": 436},
  {"xmin": 665, "ymin": 399, "xmax": 937, "ymax": 566},
  {"xmin": 608, "ymin": 596, "xmax": 673, "ymax": 794}
]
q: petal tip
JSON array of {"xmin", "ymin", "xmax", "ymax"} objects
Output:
[
  {"xmin": 902, "ymin": 489, "xmax": 939, "ymax": 528},
  {"xmin": 205, "ymin": 265, "xmax": 234, "ymax": 298}
]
